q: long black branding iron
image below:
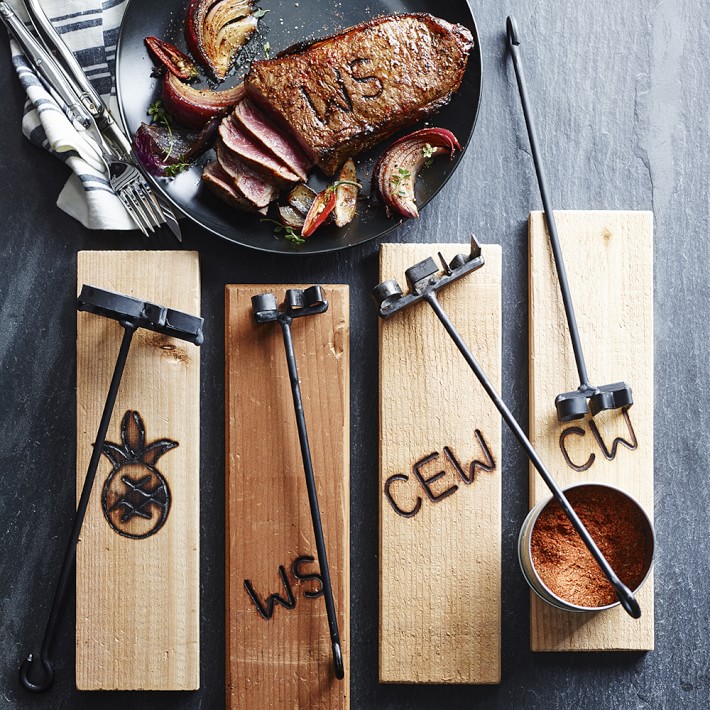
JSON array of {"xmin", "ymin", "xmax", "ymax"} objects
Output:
[
  {"xmin": 19, "ymin": 286, "xmax": 204, "ymax": 692},
  {"xmin": 506, "ymin": 15, "xmax": 633, "ymax": 423},
  {"xmin": 372, "ymin": 239, "xmax": 641, "ymax": 619},
  {"xmin": 251, "ymin": 286, "xmax": 345, "ymax": 680}
]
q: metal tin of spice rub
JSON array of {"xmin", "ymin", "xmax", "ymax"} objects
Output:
[{"xmin": 518, "ymin": 483, "xmax": 655, "ymax": 613}]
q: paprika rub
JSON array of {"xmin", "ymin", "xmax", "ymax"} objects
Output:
[{"xmin": 530, "ymin": 486, "xmax": 653, "ymax": 608}]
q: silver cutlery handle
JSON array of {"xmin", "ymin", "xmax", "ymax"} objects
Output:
[
  {"xmin": 23, "ymin": 0, "xmax": 102, "ymax": 116},
  {"xmin": 0, "ymin": 2, "xmax": 91, "ymax": 129},
  {"xmin": 22, "ymin": 0, "xmax": 133, "ymax": 159}
]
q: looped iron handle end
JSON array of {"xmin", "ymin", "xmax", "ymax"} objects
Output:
[
  {"xmin": 618, "ymin": 584, "xmax": 642, "ymax": 619},
  {"xmin": 332, "ymin": 640, "xmax": 344, "ymax": 680},
  {"xmin": 19, "ymin": 652, "xmax": 54, "ymax": 693}
]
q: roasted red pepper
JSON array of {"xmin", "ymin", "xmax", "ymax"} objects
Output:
[
  {"xmin": 301, "ymin": 179, "xmax": 362, "ymax": 237},
  {"xmin": 145, "ymin": 36, "xmax": 199, "ymax": 81},
  {"xmin": 301, "ymin": 186, "xmax": 337, "ymax": 237}
]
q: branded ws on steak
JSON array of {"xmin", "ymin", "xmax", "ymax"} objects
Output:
[{"xmin": 245, "ymin": 13, "xmax": 473, "ymax": 175}]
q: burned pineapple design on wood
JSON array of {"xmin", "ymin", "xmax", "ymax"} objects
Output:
[{"xmin": 101, "ymin": 410, "xmax": 178, "ymax": 539}]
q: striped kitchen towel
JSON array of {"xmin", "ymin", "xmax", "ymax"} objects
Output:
[{"xmin": 7, "ymin": 0, "xmax": 136, "ymax": 230}]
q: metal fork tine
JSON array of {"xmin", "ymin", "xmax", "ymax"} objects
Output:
[
  {"xmin": 137, "ymin": 182, "xmax": 163, "ymax": 230},
  {"xmin": 102, "ymin": 149, "xmax": 181, "ymax": 240},
  {"xmin": 116, "ymin": 189, "xmax": 149, "ymax": 238},
  {"xmin": 124, "ymin": 184, "xmax": 155, "ymax": 235},
  {"xmin": 122, "ymin": 187, "xmax": 151, "ymax": 236}
]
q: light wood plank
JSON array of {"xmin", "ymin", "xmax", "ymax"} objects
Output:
[
  {"xmin": 529, "ymin": 210, "xmax": 654, "ymax": 651},
  {"xmin": 76, "ymin": 251, "xmax": 200, "ymax": 690},
  {"xmin": 226, "ymin": 285, "xmax": 349, "ymax": 709},
  {"xmin": 379, "ymin": 244, "xmax": 502, "ymax": 684}
]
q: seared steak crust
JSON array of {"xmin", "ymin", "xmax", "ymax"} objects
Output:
[{"xmin": 245, "ymin": 13, "xmax": 473, "ymax": 175}]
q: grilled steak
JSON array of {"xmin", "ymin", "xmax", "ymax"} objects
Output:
[
  {"xmin": 202, "ymin": 160, "xmax": 267, "ymax": 213},
  {"xmin": 245, "ymin": 13, "xmax": 473, "ymax": 175},
  {"xmin": 215, "ymin": 139, "xmax": 279, "ymax": 209},
  {"xmin": 231, "ymin": 99, "xmax": 312, "ymax": 181},
  {"xmin": 218, "ymin": 115, "xmax": 301, "ymax": 184}
]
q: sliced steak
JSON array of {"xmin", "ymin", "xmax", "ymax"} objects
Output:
[
  {"xmin": 216, "ymin": 139, "xmax": 279, "ymax": 209},
  {"xmin": 202, "ymin": 161, "xmax": 266, "ymax": 214},
  {"xmin": 218, "ymin": 116, "xmax": 300, "ymax": 185},
  {"xmin": 245, "ymin": 13, "xmax": 473, "ymax": 175},
  {"xmin": 231, "ymin": 99, "xmax": 312, "ymax": 181}
]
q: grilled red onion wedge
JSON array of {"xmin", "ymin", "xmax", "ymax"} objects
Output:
[
  {"xmin": 162, "ymin": 73, "xmax": 244, "ymax": 128},
  {"xmin": 134, "ymin": 117, "xmax": 219, "ymax": 175},
  {"xmin": 374, "ymin": 128, "xmax": 461, "ymax": 219},
  {"xmin": 186, "ymin": 0, "xmax": 257, "ymax": 80}
]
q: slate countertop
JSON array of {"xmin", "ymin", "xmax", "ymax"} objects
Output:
[{"xmin": 1, "ymin": 1, "xmax": 708, "ymax": 708}]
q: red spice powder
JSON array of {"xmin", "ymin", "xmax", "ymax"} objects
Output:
[{"xmin": 530, "ymin": 486, "xmax": 652, "ymax": 607}]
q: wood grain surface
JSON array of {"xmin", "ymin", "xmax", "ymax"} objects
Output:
[
  {"xmin": 225, "ymin": 285, "xmax": 349, "ymax": 708},
  {"xmin": 75, "ymin": 251, "xmax": 201, "ymax": 689},
  {"xmin": 4, "ymin": 1, "xmax": 710, "ymax": 707},
  {"xmin": 528, "ymin": 211, "xmax": 654, "ymax": 651},
  {"xmin": 378, "ymin": 244, "xmax": 502, "ymax": 684}
]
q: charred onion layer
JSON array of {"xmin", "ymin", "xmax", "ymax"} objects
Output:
[
  {"xmin": 186, "ymin": 0, "xmax": 258, "ymax": 81},
  {"xmin": 162, "ymin": 72, "xmax": 244, "ymax": 128},
  {"xmin": 374, "ymin": 128, "xmax": 460, "ymax": 219}
]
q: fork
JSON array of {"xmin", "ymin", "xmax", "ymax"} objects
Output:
[
  {"xmin": 84, "ymin": 118, "xmax": 183, "ymax": 239},
  {"xmin": 81, "ymin": 112, "xmax": 181, "ymax": 238},
  {"xmin": 95, "ymin": 140, "xmax": 167, "ymax": 237},
  {"xmin": 108, "ymin": 161, "xmax": 164, "ymax": 237}
]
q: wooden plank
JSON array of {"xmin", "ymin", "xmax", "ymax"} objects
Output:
[
  {"xmin": 225, "ymin": 285, "xmax": 349, "ymax": 709},
  {"xmin": 528, "ymin": 210, "xmax": 654, "ymax": 651},
  {"xmin": 76, "ymin": 251, "xmax": 200, "ymax": 690},
  {"xmin": 379, "ymin": 244, "xmax": 502, "ymax": 684}
]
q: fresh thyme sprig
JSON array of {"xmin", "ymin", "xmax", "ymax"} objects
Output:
[
  {"xmin": 332, "ymin": 179, "xmax": 363, "ymax": 190},
  {"xmin": 261, "ymin": 218, "xmax": 305, "ymax": 245},
  {"xmin": 422, "ymin": 143, "xmax": 435, "ymax": 168},
  {"xmin": 147, "ymin": 99, "xmax": 176, "ymax": 161},
  {"xmin": 163, "ymin": 162, "xmax": 190, "ymax": 178},
  {"xmin": 390, "ymin": 167, "xmax": 412, "ymax": 198}
]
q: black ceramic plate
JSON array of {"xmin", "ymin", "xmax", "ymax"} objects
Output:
[{"xmin": 116, "ymin": 0, "xmax": 482, "ymax": 254}]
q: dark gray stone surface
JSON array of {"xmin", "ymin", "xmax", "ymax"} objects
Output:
[{"xmin": 1, "ymin": 1, "xmax": 708, "ymax": 708}]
